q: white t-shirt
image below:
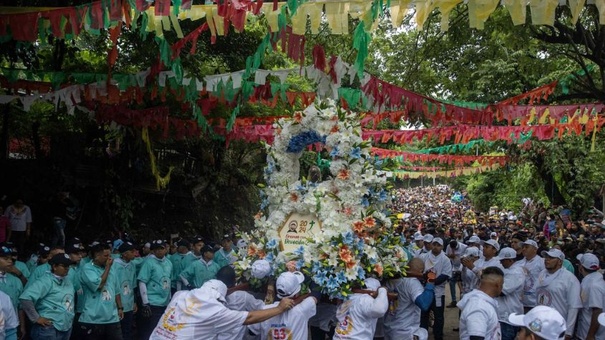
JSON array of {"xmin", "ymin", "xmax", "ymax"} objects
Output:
[
  {"xmin": 150, "ymin": 289, "xmax": 248, "ymax": 340},
  {"xmin": 383, "ymin": 278, "xmax": 424, "ymax": 339},
  {"xmin": 420, "ymin": 251, "xmax": 452, "ymax": 298},
  {"xmin": 461, "ymin": 266, "xmax": 479, "ymax": 296},
  {"xmin": 0, "ymin": 291, "xmax": 17, "ymax": 330},
  {"xmin": 472, "ymin": 256, "xmax": 503, "ymax": 274},
  {"xmin": 516, "ymin": 255, "xmax": 545, "ymax": 307},
  {"xmin": 536, "ymin": 267, "xmax": 582, "ymax": 335},
  {"xmin": 250, "ymin": 296, "xmax": 316, "ymax": 340},
  {"xmin": 333, "ymin": 289, "xmax": 389, "ymax": 340},
  {"xmin": 496, "ymin": 265, "xmax": 525, "ymax": 324},
  {"xmin": 576, "ymin": 271, "xmax": 605, "ymax": 340},
  {"xmin": 4, "ymin": 205, "xmax": 32, "ymax": 232},
  {"xmin": 458, "ymin": 289, "xmax": 501, "ymax": 340},
  {"xmin": 217, "ymin": 291, "xmax": 265, "ymax": 340},
  {"xmin": 445, "ymin": 242, "xmax": 468, "ymax": 272}
]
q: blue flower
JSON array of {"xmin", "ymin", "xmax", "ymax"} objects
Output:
[
  {"xmin": 286, "ymin": 130, "xmax": 326, "ymax": 153},
  {"xmin": 350, "ymin": 147, "xmax": 361, "ymax": 159},
  {"xmin": 265, "ymin": 252, "xmax": 274, "ymax": 263},
  {"xmin": 266, "ymin": 239, "xmax": 278, "ymax": 249},
  {"xmin": 357, "ymin": 238, "xmax": 365, "ymax": 250},
  {"xmin": 361, "ymin": 197, "xmax": 369, "ymax": 207},
  {"xmin": 330, "ymin": 146, "xmax": 340, "ymax": 157},
  {"xmin": 342, "ymin": 232, "xmax": 354, "ymax": 246},
  {"xmin": 296, "ymin": 259, "xmax": 305, "ymax": 270},
  {"xmin": 378, "ymin": 189, "xmax": 388, "ymax": 202},
  {"xmin": 260, "ymin": 198, "xmax": 269, "ymax": 210},
  {"xmin": 336, "ymin": 271, "xmax": 347, "ymax": 283},
  {"xmin": 314, "ymin": 270, "xmax": 328, "ymax": 285},
  {"xmin": 312, "ymin": 261, "xmax": 322, "ymax": 273},
  {"xmin": 326, "ymin": 275, "xmax": 340, "ymax": 291},
  {"xmin": 357, "ymin": 267, "xmax": 366, "ymax": 280},
  {"xmin": 293, "ymin": 246, "xmax": 305, "ymax": 256}
]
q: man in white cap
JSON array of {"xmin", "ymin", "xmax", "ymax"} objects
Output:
[
  {"xmin": 508, "ymin": 305, "xmax": 566, "ymax": 340},
  {"xmin": 496, "ymin": 247, "xmax": 525, "ymax": 340},
  {"xmin": 416, "ymin": 234, "xmax": 434, "ymax": 257},
  {"xmin": 575, "ymin": 253, "xmax": 605, "ymax": 340},
  {"xmin": 457, "ymin": 266, "xmax": 504, "ymax": 340},
  {"xmin": 249, "ymin": 271, "xmax": 317, "ymax": 340},
  {"xmin": 419, "ymin": 237, "xmax": 451, "ymax": 340},
  {"xmin": 461, "ymin": 239, "xmax": 502, "ymax": 290},
  {"xmin": 466, "ymin": 235, "xmax": 483, "ymax": 259},
  {"xmin": 411, "ymin": 233, "xmax": 424, "ymax": 258},
  {"xmin": 383, "ymin": 257, "xmax": 434, "ymax": 339},
  {"xmin": 150, "ymin": 279, "xmax": 294, "ymax": 339},
  {"xmin": 460, "ymin": 247, "xmax": 480, "ymax": 298},
  {"xmin": 445, "ymin": 238, "xmax": 467, "ymax": 307},
  {"xmin": 333, "ymin": 277, "xmax": 388, "ymax": 339},
  {"xmin": 536, "ymin": 248, "xmax": 581, "ymax": 340},
  {"xmin": 516, "ymin": 240, "xmax": 544, "ymax": 312}
]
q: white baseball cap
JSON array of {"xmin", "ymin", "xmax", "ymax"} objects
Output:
[
  {"xmin": 276, "ymin": 271, "xmax": 305, "ymax": 298},
  {"xmin": 599, "ymin": 312, "xmax": 605, "ymax": 327},
  {"xmin": 508, "ymin": 306, "xmax": 566, "ymax": 339},
  {"xmin": 432, "ymin": 237, "xmax": 444, "ymax": 246},
  {"xmin": 462, "ymin": 246, "xmax": 480, "ymax": 258},
  {"xmin": 541, "ymin": 249, "xmax": 565, "ymax": 261},
  {"xmin": 364, "ymin": 277, "xmax": 381, "ymax": 291},
  {"xmin": 522, "ymin": 240, "xmax": 538, "ymax": 248},
  {"xmin": 467, "ymin": 235, "xmax": 481, "ymax": 244},
  {"xmin": 413, "ymin": 233, "xmax": 424, "ymax": 241},
  {"xmin": 498, "ymin": 247, "xmax": 516, "ymax": 260},
  {"xmin": 576, "ymin": 253, "xmax": 600, "ymax": 270},
  {"xmin": 236, "ymin": 239, "xmax": 248, "ymax": 249},
  {"xmin": 251, "ymin": 259, "xmax": 272, "ymax": 279},
  {"xmin": 423, "ymin": 234, "xmax": 434, "ymax": 243},
  {"xmin": 481, "ymin": 239, "xmax": 500, "ymax": 251},
  {"xmin": 201, "ymin": 279, "xmax": 228, "ymax": 303},
  {"xmin": 490, "ymin": 232, "xmax": 498, "ymax": 238}
]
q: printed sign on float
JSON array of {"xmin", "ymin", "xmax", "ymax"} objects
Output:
[{"xmin": 278, "ymin": 212, "xmax": 321, "ymax": 253}]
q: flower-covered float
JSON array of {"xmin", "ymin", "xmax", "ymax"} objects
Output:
[{"xmin": 235, "ymin": 100, "xmax": 407, "ymax": 299}]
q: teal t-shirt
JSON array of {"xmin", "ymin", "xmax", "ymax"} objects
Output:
[
  {"xmin": 14, "ymin": 261, "xmax": 30, "ymax": 279},
  {"xmin": 19, "ymin": 272, "xmax": 75, "ymax": 332},
  {"xmin": 110, "ymin": 258, "xmax": 136, "ymax": 312},
  {"xmin": 78, "ymin": 262, "xmax": 120, "ymax": 324},
  {"xmin": 0, "ymin": 273, "xmax": 23, "ymax": 312},
  {"xmin": 214, "ymin": 248, "xmax": 236, "ymax": 269},
  {"xmin": 179, "ymin": 259, "xmax": 221, "ymax": 288},
  {"xmin": 169, "ymin": 252, "xmax": 197, "ymax": 288},
  {"xmin": 66, "ymin": 266, "xmax": 85, "ymax": 314},
  {"xmin": 137, "ymin": 255, "xmax": 172, "ymax": 307},
  {"xmin": 26, "ymin": 263, "xmax": 50, "ymax": 289}
]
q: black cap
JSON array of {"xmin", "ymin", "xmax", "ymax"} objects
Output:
[
  {"xmin": 150, "ymin": 240, "xmax": 166, "ymax": 250},
  {"xmin": 176, "ymin": 239, "xmax": 190, "ymax": 248},
  {"xmin": 201, "ymin": 245, "xmax": 215, "ymax": 254},
  {"xmin": 118, "ymin": 241, "xmax": 136, "ymax": 253},
  {"xmin": 0, "ymin": 243, "xmax": 12, "ymax": 257},
  {"xmin": 38, "ymin": 244, "xmax": 51, "ymax": 257},
  {"xmin": 65, "ymin": 244, "xmax": 81, "ymax": 254},
  {"xmin": 49, "ymin": 253, "xmax": 74, "ymax": 266},
  {"xmin": 192, "ymin": 236, "xmax": 205, "ymax": 244}
]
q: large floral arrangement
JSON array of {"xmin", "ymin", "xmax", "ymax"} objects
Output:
[{"xmin": 235, "ymin": 100, "xmax": 407, "ymax": 299}]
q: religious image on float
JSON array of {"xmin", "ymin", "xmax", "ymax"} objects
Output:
[{"xmin": 234, "ymin": 99, "xmax": 407, "ymax": 299}]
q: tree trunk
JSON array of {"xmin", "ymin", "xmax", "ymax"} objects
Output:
[
  {"xmin": 32, "ymin": 121, "xmax": 42, "ymax": 160},
  {"xmin": 532, "ymin": 153, "xmax": 567, "ymax": 206},
  {"xmin": 0, "ymin": 105, "xmax": 9, "ymax": 160}
]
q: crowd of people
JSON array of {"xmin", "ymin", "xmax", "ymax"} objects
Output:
[{"xmin": 0, "ymin": 185, "xmax": 604, "ymax": 339}]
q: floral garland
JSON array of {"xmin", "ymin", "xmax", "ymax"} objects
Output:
[{"xmin": 235, "ymin": 100, "xmax": 407, "ymax": 299}]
